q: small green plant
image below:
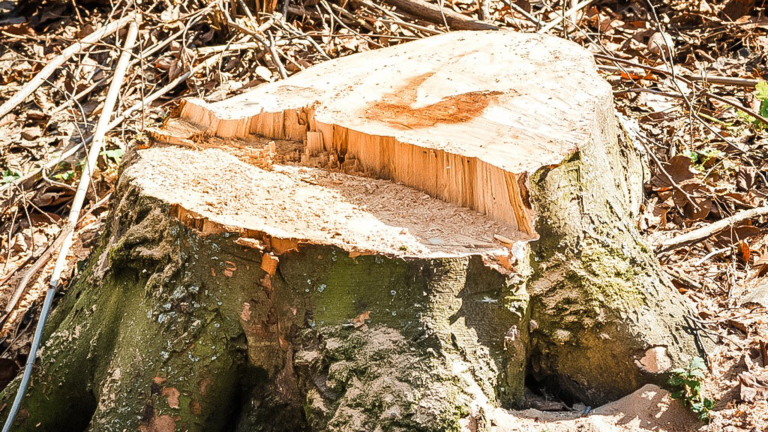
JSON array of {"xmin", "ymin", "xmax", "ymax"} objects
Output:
[
  {"xmin": 1, "ymin": 170, "xmax": 19, "ymax": 184},
  {"xmin": 101, "ymin": 148, "xmax": 125, "ymax": 164},
  {"xmin": 683, "ymin": 148, "xmax": 723, "ymax": 170},
  {"xmin": 668, "ymin": 356, "xmax": 715, "ymax": 422},
  {"xmin": 737, "ymin": 80, "xmax": 768, "ymax": 130},
  {"xmin": 52, "ymin": 170, "xmax": 75, "ymax": 181}
]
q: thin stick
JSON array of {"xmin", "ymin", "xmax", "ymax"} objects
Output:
[
  {"xmin": 0, "ymin": 227, "xmax": 69, "ymax": 328},
  {"xmin": 659, "ymin": 206, "xmax": 768, "ymax": 252},
  {"xmin": 377, "ymin": 18, "xmax": 443, "ymax": 35},
  {"xmin": 0, "ymin": 21, "xmax": 138, "ymax": 432},
  {"xmin": 197, "ymin": 42, "xmax": 260, "ymax": 55},
  {"xmin": 224, "ymin": 19, "xmax": 288, "ymax": 79},
  {"xmin": 275, "ymin": 19, "xmax": 333, "ymax": 60},
  {"xmin": 0, "ymin": 255, "xmax": 33, "ymax": 287},
  {"xmin": 537, "ymin": 0, "xmax": 593, "ymax": 33},
  {"xmin": 0, "ymin": 14, "xmax": 135, "ymax": 120},
  {"xmin": 0, "ymin": 192, "xmax": 111, "ymax": 330},
  {"xmin": 328, "ymin": 2, "xmax": 376, "ymax": 32}
]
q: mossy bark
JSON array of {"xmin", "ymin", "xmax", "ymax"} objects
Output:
[
  {"xmin": 524, "ymin": 116, "xmax": 703, "ymax": 405},
  {"xmin": 0, "ymin": 119, "xmax": 703, "ymax": 431}
]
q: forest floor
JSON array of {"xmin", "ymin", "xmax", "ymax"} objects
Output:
[{"xmin": 0, "ymin": 0, "xmax": 766, "ymax": 430}]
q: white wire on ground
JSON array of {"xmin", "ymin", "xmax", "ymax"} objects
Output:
[{"xmin": 1, "ymin": 20, "xmax": 139, "ymax": 432}]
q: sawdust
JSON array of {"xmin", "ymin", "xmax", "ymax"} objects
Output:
[{"xmin": 127, "ymin": 146, "xmax": 523, "ymax": 257}]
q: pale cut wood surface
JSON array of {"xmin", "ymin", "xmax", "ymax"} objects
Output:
[{"xmin": 178, "ymin": 30, "xmax": 613, "ymax": 235}]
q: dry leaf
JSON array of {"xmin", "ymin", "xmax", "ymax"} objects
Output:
[{"xmin": 651, "ymin": 155, "xmax": 695, "ymax": 190}]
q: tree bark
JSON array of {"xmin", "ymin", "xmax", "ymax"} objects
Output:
[{"xmin": 0, "ymin": 31, "xmax": 705, "ymax": 432}]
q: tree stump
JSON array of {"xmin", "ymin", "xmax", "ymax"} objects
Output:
[{"xmin": 1, "ymin": 31, "xmax": 703, "ymax": 432}]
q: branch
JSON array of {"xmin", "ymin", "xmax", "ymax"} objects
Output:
[
  {"xmin": 658, "ymin": 206, "xmax": 768, "ymax": 252},
  {"xmin": 381, "ymin": 0, "xmax": 497, "ymax": 30}
]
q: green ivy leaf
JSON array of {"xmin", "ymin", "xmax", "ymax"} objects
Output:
[{"xmin": 689, "ymin": 356, "xmax": 706, "ymax": 371}]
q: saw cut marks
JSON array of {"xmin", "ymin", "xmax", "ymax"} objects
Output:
[
  {"xmin": 363, "ymin": 72, "xmax": 505, "ymax": 129},
  {"xmin": 178, "ymin": 31, "xmax": 614, "ymax": 235}
]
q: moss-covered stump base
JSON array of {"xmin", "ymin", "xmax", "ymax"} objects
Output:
[{"xmin": 0, "ymin": 30, "xmax": 704, "ymax": 432}]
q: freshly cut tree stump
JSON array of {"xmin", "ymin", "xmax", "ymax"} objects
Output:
[{"xmin": 1, "ymin": 31, "xmax": 704, "ymax": 432}]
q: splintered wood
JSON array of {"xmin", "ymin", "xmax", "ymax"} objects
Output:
[{"xmin": 148, "ymin": 30, "xmax": 614, "ymax": 258}]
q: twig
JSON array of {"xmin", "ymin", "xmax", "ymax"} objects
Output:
[
  {"xmin": 52, "ymin": 27, "xmax": 189, "ymax": 116},
  {"xmin": 328, "ymin": 2, "xmax": 376, "ymax": 32},
  {"xmin": 695, "ymin": 246, "xmax": 732, "ymax": 266},
  {"xmin": 1, "ymin": 19, "xmax": 138, "ymax": 432},
  {"xmin": 275, "ymin": 19, "xmax": 333, "ymax": 60},
  {"xmin": 380, "ymin": 0, "xmax": 497, "ymax": 30},
  {"xmin": 537, "ymin": 0, "xmax": 593, "ymax": 33},
  {"xmin": 377, "ymin": 18, "xmax": 443, "ymax": 35},
  {"xmin": 0, "ymin": 14, "xmax": 135, "ymax": 120},
  {"xmin": 665, "ymin": 268, "xmax": 704, "ymax": 291},
  {"xmin": 197, "ymin": 42, "xmax": 260, "ymax": 55},
  {"xmin": 0, "ymin": 227, "xmax": 69, "ymax": 329},
  {"xmin": 267, "ymin": 31, "xmax": 289, "ymax": 79},
  {"xmin": 286, "ymin": 5, "xmax": 324, "ymax": 19},
  {"xmin": 478, "ymin": 0, "xmax": 490, "ymax": 22},
  {"xmin": 659, "ymin": 206, "xmax": 768, "ymax": 252},
  {"xmin": 319, "ymin": 0, "xmax": 383, "ymax": 48},
  {"xmin": 0, "ymin": 255, "xmax": 33, "ymax": 287},
  {"xmin": 0, "ymin": 192, "xmax": 111, "ymax": 330},
  {"xmin": 615, "ymin": 87, "xmax": 768, "ymax": 126}
]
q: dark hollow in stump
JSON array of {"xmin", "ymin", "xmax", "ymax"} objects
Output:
[{"xmin": 1, "ymin": 31, "xmax": 704, "ymax": 432}]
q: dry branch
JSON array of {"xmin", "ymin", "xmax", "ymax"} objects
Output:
[
  {"xmin": 381, "ymin": 0, "xmax": 497, "ymax": 30},
  {"xmin": 659, "ymin": 206, "xmax": 768, "ymax": 252},
  {"xmin": 0, "ymin": 14, "xmax": 136, "ymax": 120}
]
